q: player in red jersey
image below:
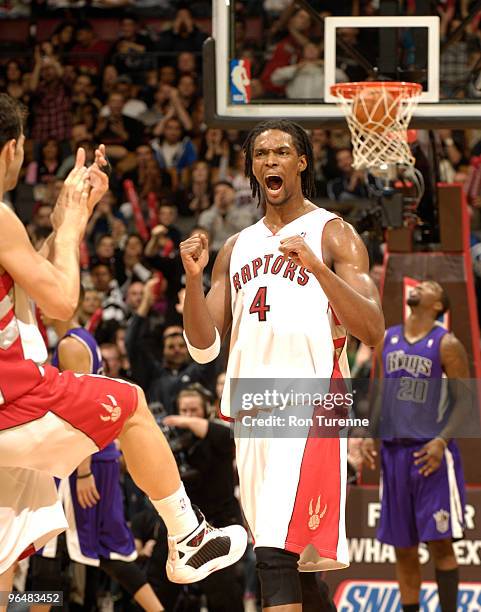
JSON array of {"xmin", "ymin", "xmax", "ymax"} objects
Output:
[{"xmin": 0, "ymin": 94, "xmax": 246, "ymax": 602}]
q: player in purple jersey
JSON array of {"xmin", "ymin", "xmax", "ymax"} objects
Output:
[
  {"xmin": 31, "ymin": 289, "xmax": 165, "ymax": 612},
  {"xmin": 362, "ymin": 281, "xmax": 469, "ymax": 612}
]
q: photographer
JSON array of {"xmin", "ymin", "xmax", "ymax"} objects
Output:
[{"xmin": 131, "ymin": 386, "xmax": 244, "ymax": 612}]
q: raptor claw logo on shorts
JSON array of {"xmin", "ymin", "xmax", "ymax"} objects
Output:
[
  {"xmin": 308, "ymin": 495, "xmax": 327, "ymax": 530},
  {"xmin": 100, "ymin": 394, "xmax": 122, "ymax": 423},
  {"xmin": 433, "ymin": 509, "xmax": 450, "ymax": 533}
]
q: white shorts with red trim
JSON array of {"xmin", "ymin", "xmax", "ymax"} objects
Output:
[
  {"xmin": 0, "ymin": 468, "xmax": 67, "ymax": 574},
  {"xmin": 0, "ymin": 363, "xmax": 138, "ymax": 573},
  {"xmin": 235, "ymin": 408, "xmax": 349, "ymax": 572}
]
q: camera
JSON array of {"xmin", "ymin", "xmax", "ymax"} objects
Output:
[{"xmin": 150, "ymin": 402, "xmax": 201, "ymax": 484}]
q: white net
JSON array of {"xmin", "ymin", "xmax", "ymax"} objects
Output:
[{"xmin": 331, "ymin": 82, "xmax": 422, "ymax": 171}]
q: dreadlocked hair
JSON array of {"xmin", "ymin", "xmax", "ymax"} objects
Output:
[{"xmin": 242, "ymin": 119, "xmax": 316, "ymax": 206}]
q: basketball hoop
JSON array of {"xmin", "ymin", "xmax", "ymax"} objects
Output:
[{"xmin": 330, "ymin": 81, "xmax": 422, "ymax": 174}]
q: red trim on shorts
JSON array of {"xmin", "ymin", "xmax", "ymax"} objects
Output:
[
  {"xmin": 0, "ymin": 307, "xmax": 15, "ymax": 329},
  {"xmin": 284, "ymin": 356, "xmax": 346, "ymax": 559},
  {"xmin": 0, "ymin": 271, "xmax": 13, "ymax": 295},
  {"xmin": 18, "ymin": 544, "xmax": 36, "ymax": 561},
  {"xmin": 284, "ymin": 435, "xmax": 342, "ymax": 559},
  {"xmin": 218, "ymin": 411, "xmax": 235, "ymax": 423},
  {"xmin": 330, "ymin": 307, "xmax": 341, "ymax": 326}
]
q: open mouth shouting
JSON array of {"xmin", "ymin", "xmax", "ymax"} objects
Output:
[{"xmin": 265, "ymin": 175, "xmax": 283, "ymax": 195}]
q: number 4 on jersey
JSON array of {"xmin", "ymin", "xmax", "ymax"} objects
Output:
[{"xmin": 249, "ymin": 286, "xmax": 270, "ymax": 321}]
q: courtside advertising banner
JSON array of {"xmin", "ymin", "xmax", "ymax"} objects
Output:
[
  {"xmin": 334, "ymin": 580, "xmax": 481, "ymax": 611},
  {"xmin": 326, "ymin": 487, "xmax": 481, "ymax": 610}
]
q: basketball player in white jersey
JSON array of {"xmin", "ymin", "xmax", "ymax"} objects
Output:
[
  {"xmin": 180, "ymin": 119, "xmax": 385, "ymax": 611},
  {"xmin": 0, "ymin": 94, "xmax": 246, "ymax": 604}
]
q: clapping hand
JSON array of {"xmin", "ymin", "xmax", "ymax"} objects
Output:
[
  {"xmin": 51, "ymin": 148, "xmax": 91, "ymax": 231},
  {"xmin": 87, "ymin": 144, "xmax": 110, "ymax": 214},
  {"xmin": 52, "ymin": 145, "xmax": 110, "ymax": 231}
]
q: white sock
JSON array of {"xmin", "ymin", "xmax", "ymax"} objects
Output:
[{"xmin": 150, "ymin": 484, "xmax": 198, "ymax": 539}]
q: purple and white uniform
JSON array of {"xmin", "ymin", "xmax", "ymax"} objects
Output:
[
  {"xmin": 377, "ymin": 324, "xmax": 466, "ymax": 548},
  {"xmin": 40, "ymin": 328, "xmax": 136, "ymax": 565}
]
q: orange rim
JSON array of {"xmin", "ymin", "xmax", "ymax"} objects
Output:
[{"xmin": 331, "ymin": 81, "xmax": 423, "ymax": 99}]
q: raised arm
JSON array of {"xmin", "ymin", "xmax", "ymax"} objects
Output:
[
  {"xmin": 180, "ymin": 233, "xmax": 236, "ymax": 356},
  {"xmin": 438, "ymin": 333, "xmax": 471, "ymax": 442},
  {"xmin": 279, "ymin": 218, "xmax": 384, "ymax": 346},
  {"xmin": 0, "ymin": 155, "xmax": 91, "ymax": 320},
  {"xmin": 125, "ymin": 279, "xmax": 163, "ymax": 390},
  {"xmin": 39, "ymin": 145, "xmax": 109, "ymax": 262},
  {"xmin": 169, "ymin": 88, "xmax": 193, "ymax": 132},
  {"xmin": 29, "ymin": 46, "xmax": 43, "ymax": 92}
]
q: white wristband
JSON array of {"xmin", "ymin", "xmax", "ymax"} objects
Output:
[{"xmin": 183, "ymin": 328, "xmax": 221, "ymax": 364}]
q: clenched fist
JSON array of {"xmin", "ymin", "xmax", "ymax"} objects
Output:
[
  {"xmin": 180, "ymin": 233, "xmax": 209, "ymax": 278},
  {"xmin": 279, "ymin": 234, "xmax": 320, "ymax": 270}
]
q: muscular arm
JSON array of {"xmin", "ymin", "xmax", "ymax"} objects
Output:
[
  {"xmin": 0, "ymin": 203, "xmax": 84, "ymax": 320},
  {"xmin": 29, "ymin": 56, "xmax": 42, "ymax": 92},
  {"xmin": 39, "ymin": 146, "xmax": 109, "ymax": 263},
  {"xmin": 439, "ymin": 333, "xmax": 471, "ymax": 441},
  {"xmin": 170, "ymin": 92, "xmax": 193, "ymax": 132},
  {"xmin": 280, "ymin": 218, "xmax": 383, "ymax": 346},
  {"xmin": 441, "ymin": 333, "xmax": 470, "ymax": 378},
  {"xmin": 412, "ymin": 332, "xmax": 471, "ymax": 476},
  {"xmin": 182, "ymin": 234, "xmax": 236, "ymax": 349},
  {"xmin": 318, "ymin": 219, "xmax": 384, "ymax": 346},
  {"xmin": 37, "ymin": 231, "xmax": 56, "ymax": 261}
]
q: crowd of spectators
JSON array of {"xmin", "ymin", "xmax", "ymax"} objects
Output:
[{"xmin": 2, "ymin": 1, "xmax": 481, "ymax": 609}]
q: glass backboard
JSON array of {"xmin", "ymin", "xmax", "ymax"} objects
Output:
[{"xmin": 204, "ymin": 0, "xmax": 481, "ymax": 128}]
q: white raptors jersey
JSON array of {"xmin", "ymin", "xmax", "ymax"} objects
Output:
[{"xmin": 221, "ymin": 207, "xmax": 349, "ymax": 418}]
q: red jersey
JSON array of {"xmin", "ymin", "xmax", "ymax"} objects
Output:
[{"xmin": 0, "ymin": 270, "xmax": 46, "ymax": 404}]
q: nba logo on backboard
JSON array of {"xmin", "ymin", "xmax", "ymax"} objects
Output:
[{"xmin": 230, "ymin": 59, "xmax": 251, "ymax": 104}]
